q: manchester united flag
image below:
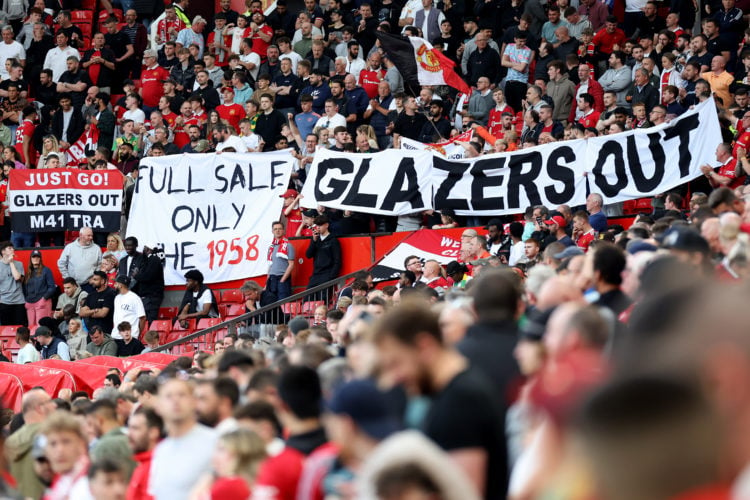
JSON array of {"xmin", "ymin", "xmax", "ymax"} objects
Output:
[{"xmin": 376, "ymin": 32, "xmax": 471, "ymax": 95}]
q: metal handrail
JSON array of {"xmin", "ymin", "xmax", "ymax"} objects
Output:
[{"xmin": 154, "ymin": 270, "xmax": 364, "ymax": 353}]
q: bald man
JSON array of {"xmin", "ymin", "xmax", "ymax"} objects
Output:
[{"xmin": 5, "ymin": 389, "xmax": 56, "ymax": 499}]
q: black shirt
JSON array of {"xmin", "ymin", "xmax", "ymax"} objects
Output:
[
  {"xmin": 424, "ymin": 368, "xmax": 509, "ymax": 500},
  {"xmin": 83, "ymin": 286, "xmax": 117, "ymax": 334},
  {"xmin": 254, "ymin": 109, "xmax": 287, "ymax": 151},
  {"xmin": 286, "ymin": 427, "xmax": 328, "ymax": 456},
  {"xmin": 116, "ymin": 337, "xmax": 145, "ymax": 357},
  {"xmin": 417, "ymin": 116, "xmax": 452, "ymax": 143},
  {"xmin": 393, "ymin": 111, "xmax": 427, "ymax": 141},
  {"xmin": 104, "ymin": 31, "xmax": 132, "ymax": 61}
]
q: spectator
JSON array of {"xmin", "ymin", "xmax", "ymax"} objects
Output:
[
  {"xmin": 178, "ymin": 269, "xmax": 219, "ymax": 325},
  {"xmin": 150, "ymin": 376, "xmax": 218, "ymax": 499},
  {"xmin": 126, "ymin": 407, "xmax": 163, "ymax": 500},
  {"xmin": 112, "ymin": 275, "xmax": 146, "ymax": 340},
  {"xmin": 86, "ymin": 399, "xmax": 136, "ymax": 478},
  {"xmin": 14, "ymin": 326, "xmax": 39, "ymax": 364},
  {"xmin": 66, "ymin": 317, "xmax": 88, "ymax": 360},
  {"xmin": 79, "ymin": 271, "xmax": 117, "ymax": 334},
  {"xmin": 35, "ymin": 326, "xmax": 71, "ymax": 360},
  {"xmin": 58, "ymin": 228, "xmax": 102, "ymax": 292},
  {"xmin": 374, "ymin": 301, "xmax": 508, "ymax": 497},
  {"xmin": 305, "ymin": 215, "xmax": 342, "ymax": 291},
  {"xmin": 0, "ymin": 241, "xmax": 25, "ymax": 325},
  {"xmin": 23, "ymin": 249, "xmax": 56, "ymax": 326}
]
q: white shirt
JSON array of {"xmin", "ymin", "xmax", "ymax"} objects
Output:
[
  {"xmin": 240, "ymin": 51, "xmax": 261, "ymax": 81},
  {"xmin": 149, "ymin": 424, "xmax": 218, "ymax": 500},
  {"xmin": 61, "ymin": 109, "xmax": 73, "ymax": 143},
  {"xmin": 0, "ymin": 41, "xmax": 25, "ymax": 79},
  {"xmin": 16, "ymin": 343, "xmax": 40, "ymax": 364},
  {"xmin": 43, "ymin": 46, "xmax": 79, "ymax": 82},
  {"xmin": 216, "ymin": 134, "xmax": 249, "ymax": 152},
  {"xmin": 314, "ymin": 113, "xmax": 346, "ymax": 132},
  {"xmin": 123, "ymin": 108, "xmax": 146, "ymax": 126},
  {"xmin": 241, "ymin": 133, "xmax": 261, "ymax": 151},
  {"xmin": 346, "ymin": 57, "xmax": 366, "ymax": 81},
  {"xmin": 400, "ymin": 0, "xmax": 422, "ymax": 21},
  {"xmin": 112, "ymin": 290, "xmax": 146, "ymax": 339},
  {"xmin": 508, "ymin": 240, "xmax": 525, "ymax": 266}
]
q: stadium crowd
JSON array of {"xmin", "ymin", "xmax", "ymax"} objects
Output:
[{"xmin": 0, "ymin": 0, "xmax": 750, "ymax": 499}]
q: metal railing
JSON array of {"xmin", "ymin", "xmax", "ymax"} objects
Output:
[{"xmin": 154, "ymin": 271, "xmax": 362, "ymax": 354}]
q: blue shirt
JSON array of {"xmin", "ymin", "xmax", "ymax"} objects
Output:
[
  {"xmin": 504, "ymin": 43, "xmax": 532, "ymax": 83},
  {"xmin": 295, "ymin": 111, "xmax": 320, "ymax": 139}
]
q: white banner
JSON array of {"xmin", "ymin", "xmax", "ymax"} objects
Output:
[
  {"xmin": 401, "ymin": 130, "xmax": 473, "ymax": 160},
  {"xmin": 300, "ymin": 148, "xmax": 434, "ymax": 216},
  {"xmin": 302, "ymin": 99, "xmax": 721, "ymax": 216},
  {"xmin": 127, "ymin": 152, "xmax": 294, "ymax": 285}
]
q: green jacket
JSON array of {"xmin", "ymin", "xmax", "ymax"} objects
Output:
[
  {"xmin": 4, "ymin": 422, "xmax": 45, "ymax": 500},
  {"xmin": 86, "ymin": 335, "xmax": 118, "ymax": 357}
]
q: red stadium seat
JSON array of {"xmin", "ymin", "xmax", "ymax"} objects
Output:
[
  {"xmin": 197, "ymin": 318, "xmax": 221, "ymax": 330},
  {"xmin": 158, "ymin": 307, "xmax": 179, "ymax": 319},
  {"xmin": 222, "ymin": 304, "xmax": 245, "ymax": 318},
  {"xmin": 0, "ymin": 325, "xmax": 20, "ymax": 340},
  {"xmin": 72, "ymin": 10, "xmax": 94, "ymax": 23},
  {"xmin": 220, "ymin": 289, "xmax": 244, "ymax": 303},
  {"xmin": 281, "ymin": 302, "xmax": 300, "ymax": 316},
  {"xmin": 149, "ymin": 319, "xmax": 172, "ymax": 333},
  {"xmin": 301, "ymin": 301, "xmax": 325, "ymax": 317},
  {"xmin": 172, "ymin": 319, "xmax": 196, "ymax": 332}
]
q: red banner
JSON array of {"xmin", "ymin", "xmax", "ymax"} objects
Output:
[{"xmin": 8, "ymin": 168, "xmax": 124, "ymax": 232}]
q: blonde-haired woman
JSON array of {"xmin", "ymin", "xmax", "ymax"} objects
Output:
[
  {"xmin": 190, "ymin": 428, "xmax": 267, "ymax": 500},
  {"xmin": 37, "ymin": 135, "xmax": 68, "ymax": 169},
  {"xmin": 103, "ymin": 233, "xmax": 126, "ymax": 260}
]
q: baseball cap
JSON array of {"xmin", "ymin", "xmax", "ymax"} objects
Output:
[
  {"xmin": 221, "ymin": 86, "xmax": 235, "ymax": 93},
  {"xmin": 553, "ymin": 246, "xmax": 584, "ymax": 260},
  {"xmin": 546, "ymin": 215, "xmax": 566, "ymax": 227},
  {"xmin": 115, "ymin": 275, "xmax": 131, "ymax": 287},
  {"xmin": 326, "ymin": 379, "xmax": 401, "ymax": 440},
  {"xmin": 32, "ymin": 326, "xmax": 53, "ymax": 338},
  {"xmin": 193, "ymin": 139, "xmax": 210, "ymax": 153},
  {"xmin": 661, "ymin": 227, "xmax": 709, "ymax": 254},
  {"xmin": 279, "ymin": 188, "xmax": 298, "ymax": 199},
  {"xmin": 302, "ymin": 209, "xmax": 319, "ymax": 218},
  {"xmin": 30, "ymin": 249, "xmax": 42, "ymax": 257}
]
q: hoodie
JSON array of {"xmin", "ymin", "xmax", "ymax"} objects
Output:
[
  {"xmin": 86, "ymin": 335, "xmax": 118, "ymax": 357},
  {"xmin": 57, "ymin": 239, "xmax": 102, "ymax": 286}
]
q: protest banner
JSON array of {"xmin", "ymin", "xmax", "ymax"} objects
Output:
[
  {"xmin": 370, "ymin": 230, "xmax": 461, "ymax": 281},
  {"xmin": 66, "ymin": 125, "xmax": 100, "ymax": 166},
  {"xmin": 8, "ymin": 169, "xmax": 123, "ymax": 232},
  {"xmin": 128, "ymin": 152, "xmax": 293, "ymax": 285},
  {"xmin": 301, "ymin": 148, "xmax": 434, "ymax": 216},
  {"xmin": 401, "ymin": 130, "xmax": 473, "ymax": 159},
  {"xmin": 303, "ymin": 98, "xmax": 722, "ymax": 216}
]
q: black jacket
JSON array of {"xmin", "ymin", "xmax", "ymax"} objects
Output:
[
  {"xmin": 51, "ymin": 107, "xmax": 85, "ymax": 145},
  {"xmin": 305, "ymin": 234, "xmax": 342, "ymax": 288}
]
